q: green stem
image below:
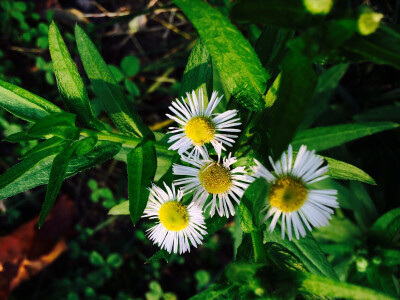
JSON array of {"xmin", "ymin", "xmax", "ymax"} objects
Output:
[
  {"xmin": 251, "ymin": 230, "xmax": 266, "ymax": 263},
  {"xmin": 80, "ymin": 129, "xmax": 173, "ymax": 153}
]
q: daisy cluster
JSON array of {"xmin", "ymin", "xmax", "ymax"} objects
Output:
[{"xmin": 142, "ymin": 89, "xmax": 338, "ymax": 254}]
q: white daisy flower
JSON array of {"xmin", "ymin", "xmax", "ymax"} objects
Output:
[
  {"xmin": 143, "ymin": 183, "xmax": 207, "ymax": 254},
  {"xmin": 251, "ymin": 145, "xmax": 338, "ymax": 241},
  {"xmin": 173, "ymin": 153, "xmax": 253, "ymax": 218},
  {"xmin": 166, "ymin": 88, "xmax": 241, "ymax": 158}
]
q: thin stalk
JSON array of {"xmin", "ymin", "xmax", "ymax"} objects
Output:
[{"xmin": 251, "ymin": 230, "xmax": 266, "ymax": 263}]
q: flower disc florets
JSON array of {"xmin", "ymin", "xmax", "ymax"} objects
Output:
[
  {"xmin": 159, "ymin": 201, "xmax": 189, "ymax": 231},
  {"xmin": 184, "ymin": 116, "xmax": 216, "ymax": 146},
  {"xmin": 199, "ymin": 163, "xmax": 232, "ymax": 194}
]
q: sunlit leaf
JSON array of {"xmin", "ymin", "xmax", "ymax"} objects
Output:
[
  {"xmin": 48, "ymin": 22, "xmax": 105, "ymax": 131},
  {"xmin": 75, "ymin": 25, "xmax": 153, "ymax": 138},
  {"xmin": 0, "ymin": 79, "xmax": 62, "ymax": 122},
  {"xmin": 173, "ymin": 0, "xmax": 269, "ymax": 111},
  {"xmin": 180, "ymin": 39, "xmax": 213, "ymax": 101}
]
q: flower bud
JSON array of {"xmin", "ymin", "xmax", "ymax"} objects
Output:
[{"xmin": 358, "ymin": 7, "xmax": 384, "ymax": 35}]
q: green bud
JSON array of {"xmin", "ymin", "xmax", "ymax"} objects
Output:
[
  {"xmin": 358, "ymin": 7, "xmax": 384, "ymax": 35},
  {"xmin": 304, "ymin": 0, "xmax": 333, "ymax": 15},
  {"xmin": 356, "ymin": 257, "xmax": 369, "ymax": 273}
]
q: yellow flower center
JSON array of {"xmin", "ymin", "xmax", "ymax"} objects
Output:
[
  {"xmin": 199, "ymin": 163, "xmax": 232, "ymax": 194},
  {"xmin": 158, "ymin": 201, "xmax": 189, "ymax": 231},
  {"xmin": 269, "ymin": 176, "xmax": 308, "ymax": 213},
  {"xmin": 185, "ymin": 116, "xmax": 215, "ymax": 145}
]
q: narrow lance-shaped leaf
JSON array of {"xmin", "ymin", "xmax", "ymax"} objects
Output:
[
  {"xmin": 370, "ymin": 208, "xmax": 400, "ymax": 246},
  {"xmin": 264, "ymin": 220, "xmax": 338, "ymax": 280},
  {"xmin": 0, "ymin": 139, "xmax": 69, "ymax": 199},
  {"xmin": 75, "ymin": 25, "xmax": 153, "ymax": 139},
  {"xmin": 28, "ymin": 112, "xmax": 79, "ymax": 140},
  {"xmin": 180, "ymin": 39, "xmax": 213, "ymax": 101},
  {"xmin": 342, "ymin": 25, "xmax": 400, "ymax": 70},
  {"xmin": 255, "ymin": 27, "xmax": 293, "ymax": 81},
  {"xmin": 128, "ymin": 141, "xmax": 157, "ymax": 225},
  {"xmin": 39, "ymin": 137, "xmax": 97, "ymax": 227},
  {"xmin": 299, "ymin": 63, "xmax": 349, "ymax": 130},
  {"xmin": 324, "ymin": 156, "xmax": 376, "ymax": 185},
  {"xmin": 238, "ymin": 178, "xmax": 270, "ymax": 233},
  {"xmin": 0, "ymin": 141, "xmax": 121, "ymax": 200},
  {"xmin": 267, "ymin": 52, "xmax": 318, "ymax": 156},
  {"xmin": 173, "ymin": 0, "xmax": 269, "ymax": 111},
  {"xmin": 48, "ymin": 21, "xmax": 105, "ymax": 131},
  {"xmin": 0, "ymin": 79, "xmax": 62, "ymax": 122},
  {"xmin": 292, "ymin": 122, "xmax": 399, "ymax": 152},
  {"xmin": 21, "ymin": 137, "xmax": 70, "ymax": 160},
  {"xmin": 299, "ymin": 272, "xmax": 396, "ymax": 300}
]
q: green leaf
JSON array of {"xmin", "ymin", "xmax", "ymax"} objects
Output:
[
  {"xmin": 264, "ymin": 242, "xmax": 308, "ymax": 272},
  {"xmin": 108, "ymin": 200, "xmax": 129, "ymax": 215},
  {"xmin": 195, "ymin": 270, "xmax": 211, "ymax": 290},
  {"xmin": 238, "ymin": 178, "xmax": 270, "ymax": 233},
  {"xmin": 366, "ymin": 264, "xmax": 398, "ymax": 296},
  {"xmin": 299, "ymin": 64, "xmax": 349, "ymax": 130},
  {"xmin": 90, "ymin": 251, "xmax": 105, "ymax": 266},
  {"xmin": 75, "ymin": 137, "xmax": 97, "ymax": 156},
  {"xmin": 145, "ymin": 250, "xmax": 171, "ymax": 264},
  {"xmin": 0, "ymin": 79, "xmax": 62, "ymax": 122},
  {"xmin": 173, "ymin": 0, "xmax": 269, "ymax": 111},
  {"xmin": 189, "ymin": 284, "xmax": 237, "ymax": 300},
  {"xmin": 299, "ymin": 272, "xmax": 396, "ymax": 300},
  {"xmin": 381, "ymin": 249, "xmax": 400, "ymax": 266},
  {"xmin": 264, "ymin": 224, "xmax": 338, "ymax": 280},
  {"xmin": 236, "ymin": 233, "xmax": 254, "ymax": 262},
  {"xmin": 48, "ymin": 22, "xmax": 105, "ymax": 131},
  {"xmin": 0, "ymin": 141, "xmax": 121, "ymax": 200},
  {"xmin": 238, "ymin": 199, "xmax": 257, "ymax": 234},
  {"xmin": 128, "ymin": 141, "xmax": 157, "ymax": 225},
  {"xmin": 109, "ymin": 65, "xmax": 125, "ymax": 83},
  {"xmin": 106, "ymin": 253, "xmax": 123, "ymax": 268},
  {"xmin": 206, "ymin": 216, "xmax": 228, "ymax": 236},
  {"xmin": 264, "ymin": 73, "xmax": 280, "ymax": 108},
  {"xmin": 28, "ymin": 112, "xmax": 79, "ymax": 140},
  {"xmin": 21, "ymin": 137, "xmax": 69, "ymax": 160},
  {"xmin": 231, "ymin": 0, "xmax": 324, "ymax": 29},
  {"xmin": 324, "ymin": 156, "xmax": 376, "ymax": 185},
  {"xmin": 14, "ymin": 1, "xmax": 27, "ymax": 11},
  {"xmin": 343, "ymin": 25, "xmax": 400, "ymax": 70},
  {"xmin": 350, "ymin": 181, "xmax": 378, "ymax": 230},
  {"xmin": 255, "ymin": 27, "xmax": 293, "ymax": 80},
  {"xmin": 39, "ymin": 138, "xmax": 96, "ymax": 227},
  {"xmin": 354, "ymin": 104, "xmax": 400, "ymax": 123},
  {"xmin": 124, "ymin": 80, "xmax": 140, "ymax": 96},
  {"xmin": 267, "ymin": 52, "xmax": 317, "ymax": 156},
  {"xmin": 312, "ymin": 216, "xmax": 361, "ymax": 243},
  {"xmin": 121, "ymin": 55, "xmax": 140, "ymax": 77},
  {"xmin": 0, "ymin": 141, "xmax": 68, "ymax": 199},
  {"xmin": 179, "ymin": 39, "xmax": 213, "ymax": 101},
  {"xmin": 292, "ymin": 122, "xmax": 399, "ymax": 152},
  {"xmin": 370, "ymin": 207, "xmax": 400, "ymax": 245},
  {"xmin": 74, "ymin": 25, "xmax": 153, "ymax": 138},
  {"xmin": 4, "ymin": 131, "xmax": 41, "ymax": 143},
  {"xmin": 36, "ymin": 36, "xmax": 49, "ymax": 49}
]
